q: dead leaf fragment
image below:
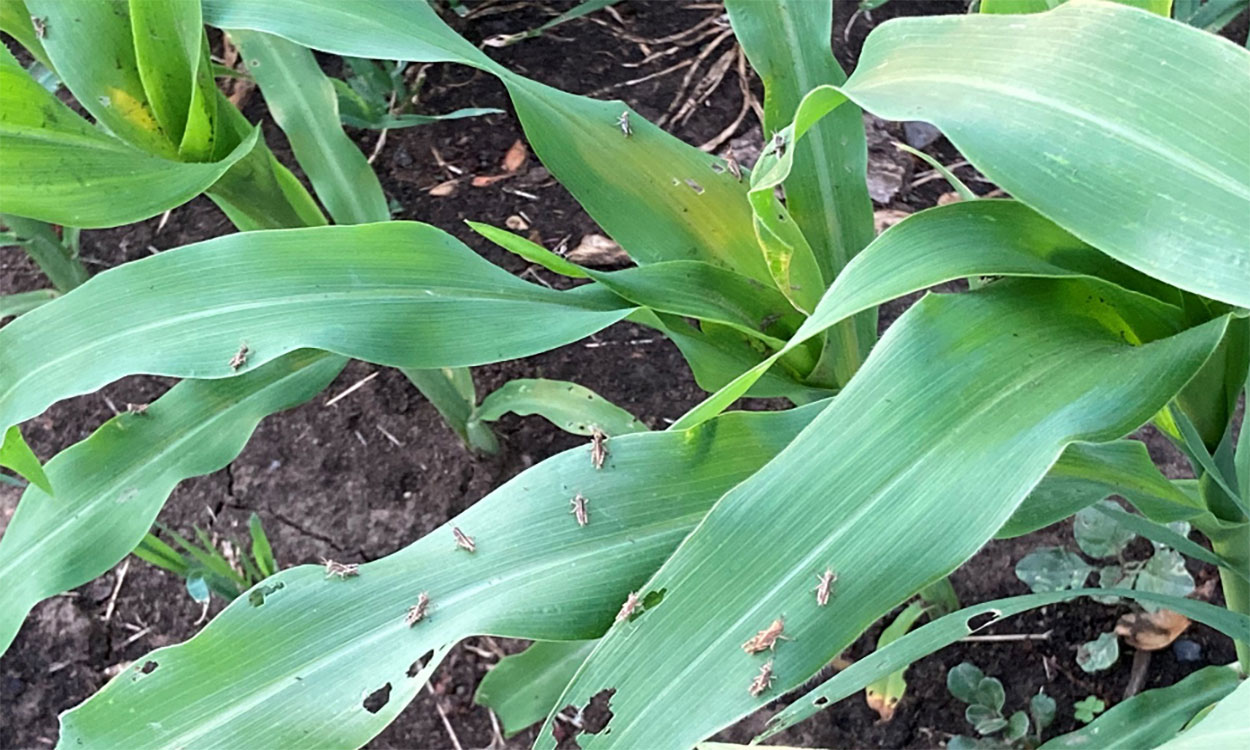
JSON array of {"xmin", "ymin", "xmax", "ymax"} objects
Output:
[
  {"xmin": 566, "ymin": 234, "xmax": 631, "ymax": 267},
  {"xmin": 873, "ymin": 208, "xmax": 912, "ymax": 235},
  {"xmin": 866, "ymin": 688, "xmax": 899, "ymax": 723},
  {"xmin": 505, "ymin": 214, "xmax": 529, "ymax": 231},
  {"xmin": 503, "ymin": 139, "xmax": 528, "ymax": 172},
  {"xmin": 471, "ymin": 173, "xmax": 514, "ymax": 187},
  {"xmin": 428, "ymin": 179, "xmax": 460, "ymax": 197},
  {"xmin": 1115, "ymin": 608, "xmax": 1190, "ymax": 651},
  {"xmin": 937, "ymin": 191, "xmax": 962, "ymax": 206}
]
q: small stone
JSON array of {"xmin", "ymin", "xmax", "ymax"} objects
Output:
[{"xmin": 1172, "ymin": 638, "xmax": 1202, "ymax": 663}]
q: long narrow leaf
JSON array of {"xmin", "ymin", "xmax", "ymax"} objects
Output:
[
  {"xmin": 537, "ymin": 281, "xmax": 1227, "ymax": 748},
  {"xmin": 0, "ymin": 351, "xmax": 343, "ymax": 654},
  {"xmin": 474, "ymin": 640, "xmax": 596, "ymax": 737},
  {"xmin": 57, "ymin": 404, "xmax": 827, "ymax": 748},
  {"xmin": 0, "ymin": 222, "xmax": 634, "ymax": 437},
  {"xmin": 0, "ymin": 424, "xmax": 50, "ymax": 494},
  {"xmin": 761, "ymin": 591, "xmax": 1247, "ymax": 740}
]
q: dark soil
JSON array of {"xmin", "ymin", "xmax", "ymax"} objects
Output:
[{"xmin": 1, "ymin": 2, "xmax": 1242, "ymax": 749}]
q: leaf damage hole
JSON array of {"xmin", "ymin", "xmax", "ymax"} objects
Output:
[
  {"xmin": 139, "ymin": 660, "xmax": 158, "ymax": 675},
  {"xmin": 641, "ymin": 588, "xmax": 666, "ymax": 610},
  {"xmin": 967, "ymin": 609, "xmax": 1003, "ymax": 633},
  {"xmin": 362, "ymin": 682, "xmax": 392, "ymax": 714},
  {"xmin": 814, "ymin": 696, "xmax": 829, "ymax": 706},
  {"xmin": 248, "ymin": 581, "xmax": 286, "ymax": 607},
  {"xmin": 407, "ymin": 650, "xmax": 434, "ymax": 678},
  {"xmin": 553, "ymin": 688, "xmax": 616, "ymax": 749}
]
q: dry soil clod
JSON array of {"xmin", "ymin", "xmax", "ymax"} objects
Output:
[
  {"xmin": 570, "ymin": 494, "xmax": 590, "ymax": 527},
  {"xmin": 617, "ymin": 110, "xmax": 632, "ymax": 137},
  {"xmin": 590, "ymin": 427, "xmax": 609, "ymax": 470},
  {"xmin": 229, "ymin": 343, "xmax": 249, "ymax": 371},
  {"xmin": 743, "ymin": 617, "xmax": 790, "ymax": 654},
  {"xmin": 749, "ymin": 659, "xmax": 775, "ymax": 697},
  {"xmin": 615, "ymin": 591, "xmax": 640, "ymax": 623},
  {"xmin": 406, "ymin": 592, "xmax": 430, "ymax": 626},
  {"xmin": 815, "ymin": 568, "xmax": 837, "ymax": 607},
  {"xmin": 322, "ymin": 558, "xmax": 359, "ymax": 579},
  {"xmin": 453, "ymin": 526, "xmax": 476, "ymax": 553}
]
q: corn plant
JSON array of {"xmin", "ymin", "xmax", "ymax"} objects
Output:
[{"xmin": 0, "ymin": 1, "xmax": 1248, "ymax": 748}]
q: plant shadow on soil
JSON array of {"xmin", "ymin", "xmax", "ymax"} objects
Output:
[{"xmin": 1, "ymin": 2, "xmax": 1243, "ymax": 748}]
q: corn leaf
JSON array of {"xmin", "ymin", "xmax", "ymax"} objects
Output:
[
  {"xmin": 0, "ymin": 351, "xmax": 343, "ymax": 655},
  {"xmin": 838, "ymin": 1, "xmax": 1250, "ymax": 307},
  {"xmin": 999, "ymin": 439, "xmax": 1206, "ymax": 538},
  {"xmin": 57, "ymin": 405, "xmax": 826, "ymax": 749},
  {"xmin": 674, "ymin": 199, "xmax": 1186, "ymax": 428},
  {"xmin": 536, "ymin": 281, "xmax": 1227, "ymax": 748},
  {"xmin": 127, "ymin": 0, "xmax": 216, "ymax": 160},
  {"xmin": 0, "ymin": 289, "xmax": 57, "ymax": 318},
  {"xmin": 1155, "ymin": 677, "xmax": 1250, "ymax": 750},
  {"xmin": 230, "ymin": 30, "xmax": 389, "ymax": 225},
  {"xmin": 474, "ymin": 640, "xmax": 596, "ymax": 737},
  {"xmin": 0, "ymin": 49, "xmax": 258, "ymax": 228},
  {"xmin": 0, "ymin": 222, "xmax": 634, "ymax": 438},
  {"xmin": 0, "ymin": 424, "xmax": 50, "ymax": 494},
  {"xmin": 761, "ymin": 590, "xmax": 1247, "ymax": 741},
  {"xmin": 1041, "ymin": 665, "xmax": 1238, "ymax": 749},
  {"xmin": 200, "ymin": 0, "xmax": 773, "ymax": 285},
  {"xmin": 473, "ymin": 379, "xmax": 646, "ymax": 437}
]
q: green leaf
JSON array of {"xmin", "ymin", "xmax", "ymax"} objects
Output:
[
  {"xmin": 1092, "ymin": 503, "xmax": 1236, "ymax": 577},
  {"xmin": 1031, "ymin": 690, "xmax": 1057, "ymax": 734},
  {"xmin": 467, "ymin": 220, "xmax": 589, "ymax": 279},
  {"xmin": 0, "ymin": 212, "xmax": 88, "ymax": 292},
  {"xmin": 474, "ymin": 640, "xmax": 594, "ymax": 737},
  {"xmin": 127, "ymin": 0, "xmax": 215, "ymax": 160},
  {"xmin": 1155, "ymin": 677, "xmax": 1250, "ymax": 750},
  {"xmin": 0, "ymin": 289, "xmax": 57, "ymax": 318},
  {"xmin": 1005, "ymin": 711, "xmax": 1030, "ymax": 742},
  {"xmin": 1073, "ymin": 500, "xmax": 1137, "ymax": 558},
  {"xmin": 1015, "ymin": 547, "xmax": 1095, "ymax": 593},
  {"xmin": 1134, "ymin": 548, "xmax": 1196, "ymax": 608},
  {"xmin": 982, "ymin": 0, "xmax": 1173, "ymax": 15},
  {"xmin": 673, "ymin": 199, "xmax": 1187, "ymax": 429},
  {"xmin": 339, "ymin": 107, "xmax": 502, "ymax": 131},
  {"xmin": 202, "ymin": 0, "xmax": 773, "ymax": 287},
  {"xmin": 725, "ymin": 0, "xmax": 875, "ymax": 376},
  {"xmin": 185, "ymin": 574, "xmax": 211, "ymax": 604},
  {"xmin": 249, "ymin": 513, "xmax": 276, "ymax": 579},
  {"xmin": 401, "ymin": 367, "xmax": 498, "ymax": 454},
  {"xmin": 0, "ymin": 0, "xmax": 54, "ymax": 71},
  {"xmin": 0, "ymin": 350, "xmax": 342, "ymax": 654},
  {"xmin": 865, "ymin": 601, "xmax": 928, "ymax": 721},
  {"xmin": 1074, "ymin": 695, "xmax": 1107, "ymax": 723},
  {"xmin": 1076, "ymin": 632, "xmax": 1120, "ymax": 673},
  {"xmin": 0, "ymin": 222, "xmax": 634, "ymax": 438},
  {"xmin": 231, "ymin": 30, "xmax": 389, "ymax": 225},
  {"xmin": 537, "ymin": 280, "xmax": 1227, "ymax": 748},
  {"xmin": 57, "ymin": 404, "xmax": 825, "ymax": 748},
  {"xmin": 758, "ymin": 588, "xmax": 1247, "ymax": 742},
  {"xmin": 0, "ymin": 424, "xmax": 51, "ymax": 494},
  {"xmin": 1042, "ymin": 665, "xmax": 1239, "ymax": 750},
  {"xmin": 948, "ymin": 662, "xmax": 988, "ymax": 705},
  {"xmin": 999, "ymin": 439, "xmax": 1205, "ymax": 539},
  {"xmin": 837, "ymin": 1, "xmax": 1250, "ymax": 307},
  {"xmin": 967, "ymin": 704, "xmax": 1007, "ymax": 735},
  {"xmin": 482, "ymin": 0, "xmax": 619, "ymax": 47},
  {"xmin": 0, "ymin": 53, "xmax": 259, "ymax": 228},
  {"xmin": 474, "ymin": 379, "xmax": 646, "ymax": 437}
]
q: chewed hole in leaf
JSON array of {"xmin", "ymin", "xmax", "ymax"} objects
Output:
[
  {"xmin": 582, "ymin": 688, "xmax": 615, "ymax": 734},
  {"xmin": 362, "ymin": 682, "xmax": 392, "ymax": 714},
  {"xmin": 247, "ymin": 581, "xmax": 286, "ymax": 607},
  {"xmin": 814, "ymin": 696, "xmax": 829, "ymax": 706},
  {"xmin": 407, "ymin": 650, "xmax": 434, "ymax": 678},
  {"xmin": 966, "ymin": 610, "xmax": 1001, "ymax": 632},
  {"xmin": 641, "ymin": 588, "xmax": 666, "ymax": 610},
  {"xmin": 139, "ymin": 661, "xmax": 158, "ymax": 675}
]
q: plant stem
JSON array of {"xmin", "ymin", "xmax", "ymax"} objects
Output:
[
  {"xmin": 1207, "ymin": 519, "xmax": 1250, "ymax": 674},
  {"xmin": 1, "ymin": 213, "xmax": 89, "ymax": 292}
]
